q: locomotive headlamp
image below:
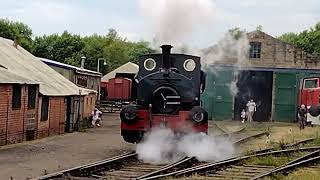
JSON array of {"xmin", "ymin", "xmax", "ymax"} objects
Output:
[
  {"xmin": 144, "ymin": 58, "xmax": 156, "ymax": 71},
  {"xmin": 183, "ymin": 59, "xmax": 196, "ymax": 72}
]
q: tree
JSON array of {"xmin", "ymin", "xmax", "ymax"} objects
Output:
[
  {"xmin": 0, "ymin": 18, "xmax": 33, "ymax": 51},
  {"xmin": 278, "ymin": 32, "xmax": 299, "ymax": 45},
  {"xmin": 256, "ymin": 25, "xmax": 263, "ymax": 31},
  {"xmin": 228, "ymin": 27, "xmax": 247, "ymax": 40},
  {"xmin": 2, "ymin": 19, "xmax": 154, "ymax": 75},
  {"xmin": 32, "ymin": 31, "xmax": 85, "ymax": 63},
  {"xmin": 279, "ymin": 22, "xmax": 320, "ymax": 55}
]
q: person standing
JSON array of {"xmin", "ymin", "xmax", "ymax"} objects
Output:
[
  {"xmin": 247, "ymin": 99, "xmax": 257, "ymax": 122},
  {"xmin": 298, "ymin": 104, "xmax": 307, "ymax": 130},
  {"xmin": 241, "ymin": 109, "xmax": 246, "ymax": 123}
]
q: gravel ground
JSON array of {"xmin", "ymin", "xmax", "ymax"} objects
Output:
[{"xmin": 0, "ymin": 113, "xmax": 133, "ymax": 180}]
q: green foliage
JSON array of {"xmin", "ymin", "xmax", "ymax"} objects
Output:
[
  {"xmin": 0, "ymin": 18, "xmax": 33, "ymax": 51},
  {"xmin": 245, "ymin": 155, "xmax": 292, "ymax": 167},
  {"xmin": 279, "ymin": 22, "xmax": 320, "ymax": 55},
  {"xmin": 228, "ymin": 27, "xmax": 247, "ymax": 40},
  {"xmin": 66, "ymin": 30, "xmax": 153, "ymax": 74},
  {"xmin": 32, "ymin": 31, "xmax": 85, "ymax": 63},
  {"xmin": 256, "ymin": 25, "xmax": 263, "ymax": 31},
  {"xmin": 0, "ymin": 19, "xmax": 154, "ymax": 75}
]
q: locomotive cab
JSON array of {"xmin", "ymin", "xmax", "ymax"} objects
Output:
[
  {"xmin": 299, "ymin": 77, "xmax": 320, "ymax": 125},
  {"xmin": 120, "ymin": 45, "xmax": 208, "ymax": 143}
]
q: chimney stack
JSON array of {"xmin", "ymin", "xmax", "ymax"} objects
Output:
[{"xmin": 161, "ymin": 45, "xmax": 172, "ymax": 69}]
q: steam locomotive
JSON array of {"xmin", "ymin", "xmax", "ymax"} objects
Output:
[{"xmin": 120, "ymin": 45, "xmax": 208, "ymax": 143}]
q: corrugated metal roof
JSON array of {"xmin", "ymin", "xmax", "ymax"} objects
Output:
[
  {"xmin": 0, "ymin": 37, "xmax": 89, "ymax": 96},
  {"xmin": 0, "ymin": 68, "xmax": 38, "ymax": 84},
  {"xmin": 40, "ymin": 58, "xmax": 102, "ymax": 77},
  {"xmin": 79, "ymin": 87, "xmax": 97, "ymax": 94},
  {"xmin": 101, "ymin": 62, "xmax": 139, "ymax": 82}
]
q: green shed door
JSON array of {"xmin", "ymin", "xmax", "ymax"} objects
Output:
[
  {"xmin": 274, "ymin": 72, "xmax": 297, "ymax": 122},
  {"xmin": 204, "ymin": 70, "xmax": 234, "ymax": 120},
  {"xmin": 201, "ymin": 72, "xmax": 214, "ymax": 120},
  {"xmin": 212, "ymin": 70, "xmax": 233, "ymax": 120}
]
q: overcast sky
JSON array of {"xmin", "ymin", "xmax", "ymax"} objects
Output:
[{"xmin": 0, "ymin": 0, "xmax": 319, "ymax": 48}]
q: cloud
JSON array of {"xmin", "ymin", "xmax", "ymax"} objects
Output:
[{"xmin": 0, "ymin": 0, "xmax": 319, "ymax": 47}]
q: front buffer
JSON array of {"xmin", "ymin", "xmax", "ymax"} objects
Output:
[{"xmin": 120, "ymin": 105, "xmax": 208, "ymax": 144}]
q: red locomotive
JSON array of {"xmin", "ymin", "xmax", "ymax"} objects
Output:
[
  {"xmin": 298, "ymin": 77, "xmax": 320, "ymax": 125},
  {"xmin": 120, "ymin": 45, "xmax": 208, "ymax": 143}
]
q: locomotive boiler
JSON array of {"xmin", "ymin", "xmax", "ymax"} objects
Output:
[{"xmin": 120, "ymin": 45, "xmax": 208, "ymax": 143}]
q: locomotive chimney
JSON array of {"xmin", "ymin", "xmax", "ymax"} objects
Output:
[{"xmin": 161, "ymin": 45, "xmax": 172, "ymax": 69}]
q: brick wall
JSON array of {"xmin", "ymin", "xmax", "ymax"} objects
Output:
[
  {"xmin": 0, "ymin": 85, "xmax": 9, "ymax": 145},
  {"xmin": 37, "ymin": 96, "xmax": 49, "ymax": 138},
  {"xmin": 0, "ymin": 84, "xmax": 38, "ymax": 145},
  {"xmin": 215, "ymin": 31, "xmax": 319, "ymax": 70},
  {"xmin": 248, "ymin": 31, "xmax": 319, "ymax": 69},
  {"xmin": 37, "ymin": 96, "xmax": 66, "ymax": 138},
  {"xmin": 83, "ymin": 93, "xmax": 97, "ymax": 118},
  {"xmin": 49, "ymin": 97, "xmax": 65, "ymax": 135}
]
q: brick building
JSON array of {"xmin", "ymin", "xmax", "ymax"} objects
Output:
[
  {"xmin": 202, "ymin": 30, "xmax": 320, "ymax": 123},
  {"xmin": 0, "ymin": 37, "xmax": 96, "ymax": 145},
  {"xmin": 0, "ymin": 68, "xmax": 39, "ymax": 145}
]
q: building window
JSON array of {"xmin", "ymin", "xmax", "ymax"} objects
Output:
[
  {"xmin": 249, "ymin": 42, "xmax": 261, "ymax": 58},
  {"xmin": 41, "ymin": 96, "xmax": 49, "ymax": 121},
  {"xmin": 28, "ymin": 85, "xmax": 37, "ymax": 109},
  {"xmin": 77, "ymin": 76, "xmax": 88, "ymax": 87},
  {"xmin": 12, "ymin": 84, "xmax": 22, "ymax": 109}
]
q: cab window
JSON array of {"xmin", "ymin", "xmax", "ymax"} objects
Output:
[{"xmin": 304, "ymin": 79, "xmax": 318, "ymax": 89}]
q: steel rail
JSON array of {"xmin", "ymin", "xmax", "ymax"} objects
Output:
[
  {"xmin": 233, "ymin": 131, "xmax": 269, "ymax": 145},
  {"xmin": 139, "ymin": 146, "xmax": 320, "ymax": 180},
  {"xmin": 32, "ymin": 151, "xmax": 137, "ymax": 180},
  {"xmin": 251, "ymin": 149, "xmax": 320, "ymax": 179},
  {"xmin": 214, "ymin": 123, "xmax": 247, "ymax": 138}
]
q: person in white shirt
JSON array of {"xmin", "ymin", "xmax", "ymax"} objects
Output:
[
  {"xmin": 91, "ymin": 108, "xmax": 102, "ymax": 127},
  {"xmin": 241, "ymin": 109, "xmax": 246, "ymax": 123},
  {"xmin": 246, "ymin": 99, "xmax": 256, "ymax": 122}
]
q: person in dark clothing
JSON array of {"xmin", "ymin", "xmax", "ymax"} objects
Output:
[{"xmin": 298, "ymin": 104, "xmax": 307, "ymax": 130}]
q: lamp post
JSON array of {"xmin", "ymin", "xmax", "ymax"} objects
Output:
[
  {"xmin": 80, "ymin": 56, "xmax": 86, "ymax": 69},
  {"xmin": 97, "ymin": 58, "xmax": 106, "ymax": 72},
  {"xmin": 97, "ymin": 58, "xmax": 106, "ymax": 102}
]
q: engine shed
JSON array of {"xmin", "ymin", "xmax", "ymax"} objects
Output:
[{"xmin": 202, "ymin": 30, "xmax": 320, "ymax": 123}]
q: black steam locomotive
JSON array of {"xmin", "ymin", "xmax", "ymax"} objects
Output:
[{"xmin": 120, "ymin": 45, "xmax": 208, "ymax": 143}]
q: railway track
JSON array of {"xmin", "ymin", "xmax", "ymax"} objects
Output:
[
  {"xmin": 33, "ymin": 152, "xmax": 196, "ymax": 180},
  {"xmin": 34, "ymin": 125, "xmax": 270, "ymax": 180},
  {"xmin": 252, "ymin": 149, "xmax": 320, "ymax": 179},
  {"xmin": 140, "ymin": 145, "xmax": 320, "ymax": 180}
]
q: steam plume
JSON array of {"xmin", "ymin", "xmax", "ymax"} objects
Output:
[
  {"xmin": 136, "ymin": 128, "xmax": 234, "ymax": 164},
  {"xmin": 139, "ymin": 0, "xmax": 216, "ymax": 48}
]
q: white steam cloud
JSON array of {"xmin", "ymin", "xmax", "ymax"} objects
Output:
[
  {"xmin": 139, "ymin": 0, "xmax": 216, "ymax": 47},
  {"xmin": 201, "ymin": 31, "xmax": 250, "ymax": 96},
  {"xmin": 136, "ymin": 128, "xmax": 234, "ymax": 164},
  {"xmin": 139, "ymin": 0, "xmax": 250, "ymax": 95}
]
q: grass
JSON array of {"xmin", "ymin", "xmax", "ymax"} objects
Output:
[
  {"xmin": 284, "ymin": 167, "xmax": 320, "ymax": 180},
  {"xmin": 244, "ymin": 154, "xmax": 296, "ymax": 167},
  {"xmin": 239, "ymin": 124, "xmax": 320, "ymax": 152},
  {"xmin": 309, "ymin": 137, "xmax": 320, "ymax": 145}
]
